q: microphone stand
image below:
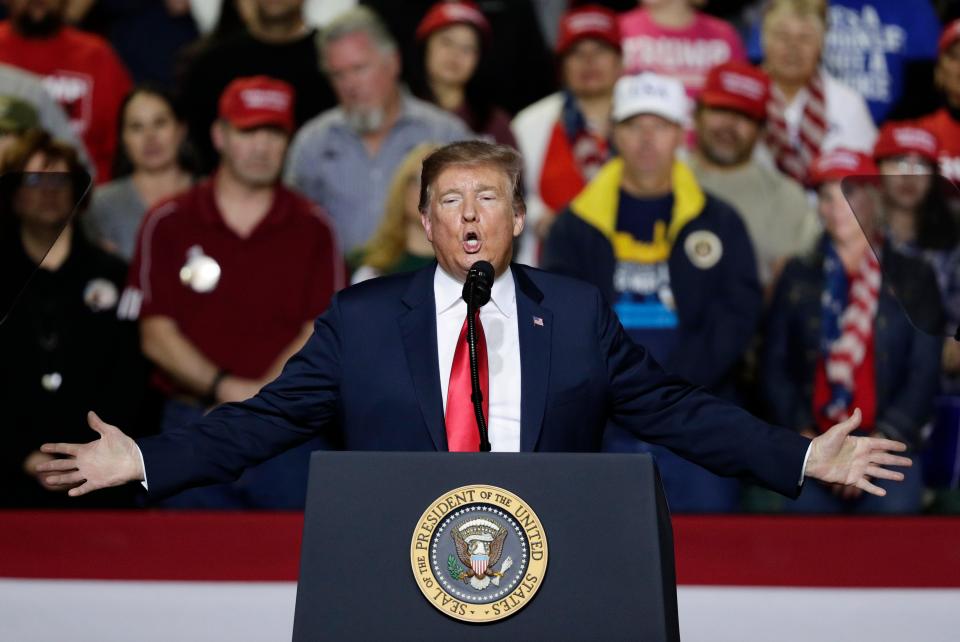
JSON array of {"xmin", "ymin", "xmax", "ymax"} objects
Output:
[{"xmin": 466, "ymin": 278, "xmax": 491, "ymax": 452}]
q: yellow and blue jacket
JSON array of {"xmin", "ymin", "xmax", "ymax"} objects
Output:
[{"xmin": 542, "ymin": 157, "xmax": 761, "ymax": 396}]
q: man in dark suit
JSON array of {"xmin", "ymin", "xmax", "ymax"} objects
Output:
[{"xmin": 38, "ymin": 141, "xmax": 910, "ymax": 501}]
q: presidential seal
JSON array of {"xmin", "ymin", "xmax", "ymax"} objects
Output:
[{"xmin": 410, "ymin": 485, "xmax": 548, "ymax": 623}]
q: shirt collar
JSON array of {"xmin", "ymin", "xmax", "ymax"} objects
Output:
[
  {"xmin": 434, "ymin": 264, "xmax": 515, "ymax": 318},
  {"xmin": 201, "ymin": 173, "xmax": 287, "ymax": 234}
]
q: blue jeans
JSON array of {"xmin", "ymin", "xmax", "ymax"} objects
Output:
[
  {"xmin": 157, "ymin": 399, "xmax": 328, "ymax": 509},
  {"xmin": 602, "ymin": 426, "xmax": 741, "ymax": 513},
  {"xmin": 785, "ymin": 455, "xmax": 924, "ymax": 514}
]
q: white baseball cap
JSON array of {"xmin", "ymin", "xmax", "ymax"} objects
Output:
[{"xmin": 612, "ymin": 73, "xmax": 690, "ymax": 127}]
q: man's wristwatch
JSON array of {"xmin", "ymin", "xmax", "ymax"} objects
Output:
[{"xmin": 205, "ymin": 369, "xmax": 230, "ymax": 406}]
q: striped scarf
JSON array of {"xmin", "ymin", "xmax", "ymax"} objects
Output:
[
  {"xmin": 820, "ymin": 240, "xmax": 881, "ymax": 423},
  {"xmin": 765, "ymin": 71, "xmax": 827, "ymax": 186}
]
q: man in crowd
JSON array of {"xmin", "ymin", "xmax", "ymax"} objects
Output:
[
  {"xmin": 690, "ymin": 61, "xmax": 819, "ymax": 294},
  {"xmin": 0, "ymin": 63, "xmax": 91, "ymax": 171},
  {"xmin": 543, "ymin": 73, "xmax": 761, "ymax": 511},
  {"xmin": 0, "ymin": 0, "xmax": 132, "ymax": 182},
  {"xmin": 117, "ymin": 76, "xmax": 344, "ymax": 508},
  {"xmin": 37, "ymin": 140, "xmax": 910, "ymax": 514},
  {"xmin": 757, "ymin": 0, "xmax": 876, "ymax": 186},
  {"xmin": 0, "ymin": 96, "xmax": 39, "ymax": 157},
  {"xmin": 177, "ymin": 0, "xmax": 336, "ymax": 173},
  {"xmin": 285, "ymin": 6, "xmax": 469, "ymax": 255},
  {"xmin": 918, "ymin": 19, "xmax": 960, "ymax": 183},
  {"xmin": 512, "ymin": 4, "xmax": 622, "ymax": 266},
  {"xmin": 746, "ymin": 0, "xmax": 943, "ymax": 123}
]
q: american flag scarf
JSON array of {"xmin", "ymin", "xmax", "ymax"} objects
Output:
[
  {"xmin": 765, "ymin": 71, "xmax": 828, "ymax": 186},
  {"xmin": 819, "ymin": 240, "xmax": 881, "ymax": 423}
]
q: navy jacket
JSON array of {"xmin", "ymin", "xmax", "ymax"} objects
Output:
[
  {"xmin": 761, "ymin": 238, "xmax": 943, "ymax": 448},
  {"xmin": 137, "ymin": 264, "xmax": 808, "ymax": 499},
  {"xmin": 542, "ymin": 187, "xmax": 760, "ymax": 397}
]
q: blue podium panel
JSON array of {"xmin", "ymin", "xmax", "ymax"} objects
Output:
[{"xmin": 293, "ymin": 452, "xmax": 678, "ymax": 641}]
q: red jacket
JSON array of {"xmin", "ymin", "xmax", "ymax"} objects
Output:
[{"xmin": 0, "ymin": 23, "xmax": 132, "ymax": 182}]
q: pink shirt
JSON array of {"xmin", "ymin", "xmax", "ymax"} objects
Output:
[{"xmin": 619, "ymin": 8, "xmax": 746, "ymax": 99}]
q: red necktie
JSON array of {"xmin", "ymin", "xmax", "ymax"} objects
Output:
[{"xmin": 445, "ymin": 310, "xmax": 488, "ymax": 452}]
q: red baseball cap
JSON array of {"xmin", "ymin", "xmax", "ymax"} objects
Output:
[
  {"xmin": 699, "ymin": 61, "xmax": 770, "ymax": 121},
  {"xmin": 809, "ymin": 149, "xmax": 878, "ymax": 187},
  {"xmin": 218, "ymin": 76, "xmax": 295, "ymax": 134},
  {"xmin": 556, "ymin": 5, "xmax": 621, "ymax": 57},
  {"xmin": 873, "ymin": 122, "xmax": 939, "ymax": 163},
  {"xmin": 415, "ymin": 1, "xmax": 491, "ymax": 43},
  {"xmin": 939, "ymin": 19, "xmax": 960, "ymax": 55}
]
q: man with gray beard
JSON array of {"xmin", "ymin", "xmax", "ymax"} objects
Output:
[
  {"xmin": 285, "ymin": 6, "xmax": 469, "ymax": 256},
  {"xmin": 690, "ymin": 61, "xmax": 819, "ymax": 296}
]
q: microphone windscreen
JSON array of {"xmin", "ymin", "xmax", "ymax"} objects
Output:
[
  {"xmin": 462, "ymin": 260, "xmax": 495, "ymax": 307},
  {"xmin": 473, "ymin": 260, "xmax": 494, "ymax": 287}
]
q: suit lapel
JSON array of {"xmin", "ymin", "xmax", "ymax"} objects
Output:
[
  {"xmin": 399, "ymin": 265, "xmax": 447, "ymax": 451},
  {"xmin": 514, "ymin": 266, "xmax": 552, "ymax": 452}
]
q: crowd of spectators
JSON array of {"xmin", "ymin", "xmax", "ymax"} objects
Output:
[{"xmin": 2, "ymin": 0, "xmax": 960, "ymax": 514}]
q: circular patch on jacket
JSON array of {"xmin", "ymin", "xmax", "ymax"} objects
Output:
[
  {"xmin": 83, "ymin": 278, "xmax": 118, "ymax": 311},
  {"xmin": 410, "ymin": 485, "xmax": 548, "ymax": 623},
  {"xmin": 684, "ymin": 230, "xmax": 723, "ymax": 269}
]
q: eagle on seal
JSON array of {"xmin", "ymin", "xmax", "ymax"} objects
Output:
[{"xmin": 452, "ymin": 518, "xmax": 512, "ymax": 590}]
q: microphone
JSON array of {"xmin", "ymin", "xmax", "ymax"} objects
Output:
[
  {"xmin": 461, "ymin": 260, "xmax": 494, "ymax": 452},
  {"xmin": 462, "ymin": 260, "xmax": 494, "ymax": 308}
]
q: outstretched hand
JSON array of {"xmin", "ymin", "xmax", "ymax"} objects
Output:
[
  {"xmin": 36, "ymin": 411, "xmax": 144, "ymax": 497},
  {"xmin": 804, "ymin": 408, "xmax": 912, "ymax": 496}
]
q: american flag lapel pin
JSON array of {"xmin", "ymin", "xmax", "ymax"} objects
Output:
[{"xmin": 532, "ymin": 316, "xmax": 544, "ymax": 327}]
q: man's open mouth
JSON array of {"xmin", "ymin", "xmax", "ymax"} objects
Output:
[{"xmin": 463, "ymin": 230, "xmax": 481, "ymax": 253}]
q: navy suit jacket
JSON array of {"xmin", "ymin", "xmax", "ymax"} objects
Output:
[{"xmin": 138, "ymin": 264, "xmax": 809, "ymax": 499}]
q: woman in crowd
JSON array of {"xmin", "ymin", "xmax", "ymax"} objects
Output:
[
  {"xmin": 761, "ymin": 149, "xmax": 942, "ymax": 514},
  {"xmin": 0, "ymin": 129, "xmax": 146, "ymax": 508},
  {"xmin": 84, "ymin": 86, "xmax": 194, "ymax": 261},
  {"xmin": 874, "ymin": 122, "xmax": 960, "ymax": 328},
  {"xmin": 873, "ymin": 122, "xmax": 960, "ymax": 388},
  {"xmin": 760, "ymin": 0, "xmax": 876, "ymax": 185},
  {"xmin": 351, "ymin": 143, "xmax": 438, "ymax": 283},
  {"xmin": 410, "ymin": 1, "xmax": 516, "ymax": 146}
]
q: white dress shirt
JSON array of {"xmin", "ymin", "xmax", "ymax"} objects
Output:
[{"xmin": 434, "ymin": 265, "xmax": 522, "ymax": 452}]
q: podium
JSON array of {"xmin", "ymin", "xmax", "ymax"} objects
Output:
[{"xmin": 293, "ymin": 452, "xmax": 679, "ymax": 641}]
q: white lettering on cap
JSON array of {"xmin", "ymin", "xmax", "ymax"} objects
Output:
[
  {"xmin": 821, "ymin": 151, "xmax": 861, "ymax": 171},
  {"xmin": 720, "ymin": 72, "xmax": 765, "ymax": 100},
  {"xmin": 614, "ymin": 73, "xmax": 688, "ymax": 124},
  {"xmin": 567, "ymin": 12, "xmax": 614, "ymax": 33},
  {"xmin": 444, "ymin": 5, "xmax": 484, "ymax": 23},
  {"xmin": 240, "ymin": 88, "xmax": 289, "ymax": 112},
  {"xmin": 632, "ymin": 78, "xmax": 669, "ymax": 99},
  {"xmin": 892, "ymin": 128, "xmax": 936, "ymax": 155}
]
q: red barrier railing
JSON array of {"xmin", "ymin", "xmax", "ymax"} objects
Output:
[{"xmin": 1, "ymin": 512, "xmax": 958, "ymax": 587}]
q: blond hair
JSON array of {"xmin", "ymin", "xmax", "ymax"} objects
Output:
[
  {"xmin": 418, "ymin": 140, "xmax": 525, "ymax": 215},
  {"xmin": 360, "ymin": 143, "xmax": 439, "ymax": 272}
]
